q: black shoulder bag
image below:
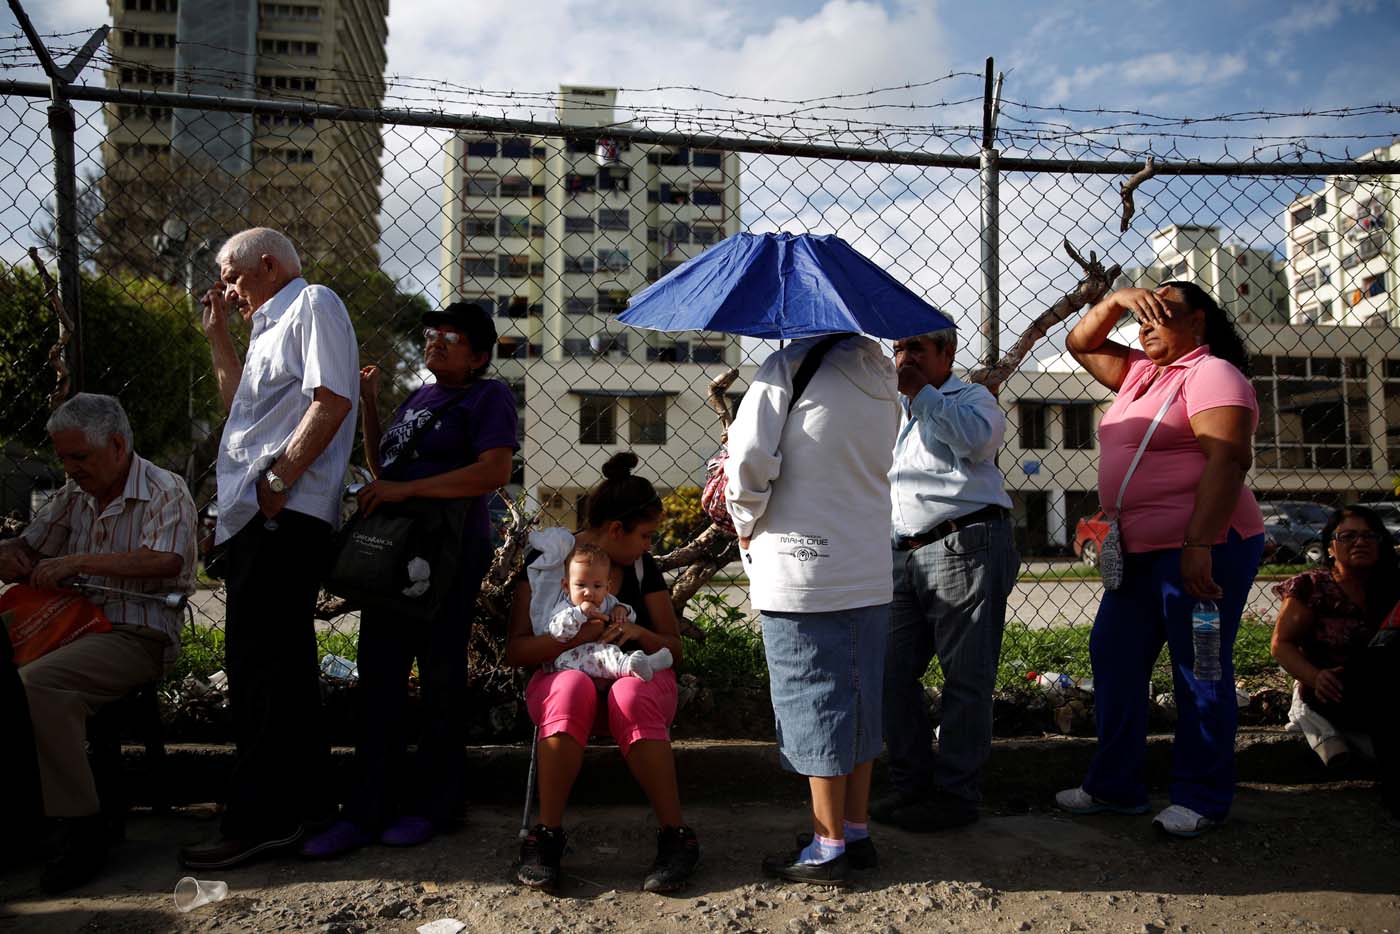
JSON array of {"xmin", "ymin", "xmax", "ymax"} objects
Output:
[{"xmin": 324, "ymin": 389, "xmax": 474, "ymax": 621}]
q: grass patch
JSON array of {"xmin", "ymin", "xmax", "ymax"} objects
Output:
[
  {"xmin": 681, "ymin": 592, "xmax": 768, "ymax": 692},
  {"xmin": 170, "ymin": 623, "xmax": 360, "ymax": 683}
]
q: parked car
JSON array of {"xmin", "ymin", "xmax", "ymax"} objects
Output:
[
  {"xmin": 1258, "ymin": 500, "xmax": 1331, "ymax": 565},
  {"xmin": 1073, "ymin": 510, "xmax": 1109, "ymax": 568},
  {"xmin": 1360, "ymin": 501, "xmax": 1400, "ymax": 540}
]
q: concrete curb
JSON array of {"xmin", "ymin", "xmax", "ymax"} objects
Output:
[{"xmin": 113, "ymin": 727, "xmax": 1375, "ymax": 810}]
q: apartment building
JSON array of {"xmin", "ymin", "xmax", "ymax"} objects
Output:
[
  {"xmin": 1282, "ymin": 140, "xmax": 1398, "ymax": 327},
  {"xmin": 1114, "ymin": 224, "xmax": 1289, "ymax": 324},
  {"xmin": 439, "ymin": 86, "xmax": 746, "ymax": 524},
  {"xmin": 100, "ymin": 0, "xmax": 388, "ymax": 273}
]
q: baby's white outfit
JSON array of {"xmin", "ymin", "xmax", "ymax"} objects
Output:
[{"xmin": 541, "ymin": 591, "xmax": 673, "ymax": 681}]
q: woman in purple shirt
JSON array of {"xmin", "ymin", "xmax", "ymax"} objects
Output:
[{"xmin": 303, "ymin": 302, "xmax": 519, "ymax": 858}]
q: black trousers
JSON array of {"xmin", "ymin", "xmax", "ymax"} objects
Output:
[
  {"xmin": 1312, "ymin": 638, "xmax": 1400, "ymax": 816},
  {"xmin": 221, "ymin": 510, "xmax": 331, "ymax": 839},
  {"xmin": 0, "ymin": 627, "xmax": 41, "ymax": 843},
  {"xmin": 346, "ymin": 537, "xmax": 491, "ymax": 830}
]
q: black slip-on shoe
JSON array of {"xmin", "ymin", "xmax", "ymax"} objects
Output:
[
  {"xmin": 516, "ymin": 824, "xmax": 566, "ymax": 890},
  {"xmin": 39, "ymin": 816, "xmax": 108, "ymax": 894},
  {"xmin": 888, "ymin": 795, "xmax": 979, "ymax": 833},
  {"xmin": 868, "ymin": 788, "xmax": 925, "ymax": 825},
  {"xmin": 796, "ymin": 832, "xmax": 877, "ymax": 870},
  {"xmin": 643, "ymin": 825, "xmax": 700, "ymax": 893},
  {"xmin": 178, "ymin": 824, "xmax": 304, "ymax": 871},
  {"xmin": 761, "ymin": 848, "xmax": 850, "ymax": 886}
]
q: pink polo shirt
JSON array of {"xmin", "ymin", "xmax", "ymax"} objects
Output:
[{"xmin": 1098, "ymin": 346, "xmax": 1265, "ymax": 554}]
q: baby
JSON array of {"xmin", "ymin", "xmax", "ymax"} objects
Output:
[{"xmin": 540, "ymin": 543, "xmax": 673, "ymax": 681}]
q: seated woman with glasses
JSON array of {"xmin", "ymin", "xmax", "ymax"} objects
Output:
[{"xmin": 1271, "ymin": 505, "xmax": 1399, "ymax": 815}]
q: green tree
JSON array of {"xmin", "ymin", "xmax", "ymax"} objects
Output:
[{"xmin": 657, "ymin": 485, "xmax": 708, "ymax": 554}]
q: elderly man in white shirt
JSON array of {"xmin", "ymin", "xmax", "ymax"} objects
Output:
[
  {"xmin": 179, "ymin": 227, "xmax": 358, "ymax": 871},
  {"xmin": 0, "ymin": 393, "xmax": 195, "ymax": 893}
]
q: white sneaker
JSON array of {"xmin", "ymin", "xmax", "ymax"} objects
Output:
[
  {"xmin": 1054, "ymin": 787, "xmax": 1149, "ymax": 816},
  {"xmin": 1152, "ymin": 804, "xmax": 1218, "ymax": 838}
]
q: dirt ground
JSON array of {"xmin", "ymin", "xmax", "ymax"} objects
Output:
[{"xmin": 2, "ymin": 783, "xmax": 1397, "ymax": 934}]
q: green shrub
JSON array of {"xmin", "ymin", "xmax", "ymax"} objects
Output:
[
  {"xmin": 681, "ymin": 592, "xmax": 768, "ymax": 691},
  {"xmin": 657, "ymin": 486, "xmax": 708, "ymax": 554}
]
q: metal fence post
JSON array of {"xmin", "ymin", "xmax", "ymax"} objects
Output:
[
  {"xmin": 47, "ymin": 81, "xmax": 83, "ymax": 391},
  {"xmin": 979, "ymin": 58, "xmax": 1004, "ymax": 368}
]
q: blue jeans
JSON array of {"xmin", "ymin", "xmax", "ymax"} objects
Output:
[
  {"xmin": 885, "ymin": 517, "xmax": 1019, "ymax": 804},
  {"xmin": 1083, "ymin": 531, "xmax": 1265, "ymax": 821}
]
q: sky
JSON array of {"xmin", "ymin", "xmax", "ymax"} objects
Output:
[{"xmin": 4, "ymin": 0, "xmax": 1400, "ymax": 364}]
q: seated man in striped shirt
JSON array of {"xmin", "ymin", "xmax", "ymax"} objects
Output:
[{"xmin": 0, "ymin": 393, "xmax": 196, "ymax": 893}]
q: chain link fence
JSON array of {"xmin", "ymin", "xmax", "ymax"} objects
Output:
[{"xmin": 2, "ymin": 71, "xmax": 1400, "ymax": 719}]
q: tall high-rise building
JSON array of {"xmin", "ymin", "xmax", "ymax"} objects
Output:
[
  {"xmin": 440, "ymin": 86, "xmax": 747, "ymax": 524},
  {"xmin": 100, "ymin": 0, "xmax": 389, "ymax": 274},
  {"xmin": 1114, "ymin": 224, "xmax": 1289, "ymax": 324},
  {"xmin": 1281, "ymin": 139, "xmax": 1398, "ymax": 327}
]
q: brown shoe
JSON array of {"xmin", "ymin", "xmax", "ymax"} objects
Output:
[{"xmin": 179, "ymin": 825, "xmax": 304, "ymax": 870}]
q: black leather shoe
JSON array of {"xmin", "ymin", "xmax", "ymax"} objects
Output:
[
  {"xmin": 796, "ymin": 832, "xmax": 877, "ymax": 870},
  {"xmin": 179, "ymin": 825, "xmax": 304, "ymax": 870},
  {"xmin": 888, "ymin": 794, "xmax": 979, "ymax": 833},
  {"xmin": 869, "ymin": 788, "xmax": 925, "ymax": 824},
  {"xmin": 761, "ymin": 847, "xmax": 849, "ymax": 886},
  {"xmin": 516, "ymin": 824, "xmax": 566, "ymax": 889},
  {"xmin": 39, "ymin": 816, "xmax": 107, "ymax": 894}
]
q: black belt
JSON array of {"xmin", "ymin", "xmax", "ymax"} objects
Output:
[{"xmin": 895, "ymin": 505, "xmax": 1009, "ymax": 551}]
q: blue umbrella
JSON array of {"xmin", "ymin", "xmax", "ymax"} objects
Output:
[{"xmin": 618, "ymin": 231, "xmax": 955, "ymax": 340}]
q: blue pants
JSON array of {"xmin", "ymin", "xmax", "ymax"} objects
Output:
[
  {"xmin": 885, "ymin": 517, "xmax": 1020, "ymax": 804},
  {"xmin": 1083, "ymin": 531, "xmax": 1264, "ymax": 821}
]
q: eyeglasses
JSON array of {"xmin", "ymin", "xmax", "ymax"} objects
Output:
[
  {"xmin": 423, "ymin": 327, "xmax": 464, "ymax": 345},
  {"xmin": 1333, "ymin": 530, "xmax": 1380, "ymax": 545}
]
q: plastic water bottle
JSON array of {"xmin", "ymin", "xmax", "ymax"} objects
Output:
[
  {"xmin": 320, "ymin": 654, "xmax": 359, "ymax": 681},
  {"xmin": 1191, "ymin": 600, "xmax": 1222, "ymax": 681},
  {"xmin": 1027, "ymin": 671, "xmax": 1083, "ymax": 692}
]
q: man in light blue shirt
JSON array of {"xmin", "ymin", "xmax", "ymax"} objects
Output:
[
  {"xmin": 181, "ymin": 227, "xmax": 358, "ymax": 870},
  {"xmin": 873, "ymin": 327, "xmax": 1020, "ymax": 833}
]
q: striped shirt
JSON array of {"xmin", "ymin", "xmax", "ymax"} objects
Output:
[
  {"xmin": 21, "ymin": 454, "xmax": 197, "ymax": 655},
  {"xmin": 214, "ymin": 277, "xmax": 359, "ymax": 543}
]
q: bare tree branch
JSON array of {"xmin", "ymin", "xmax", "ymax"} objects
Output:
[
  {"xmin": 966, "ymin": 239, "xmax": 1121, "ymax": 390},
  {"xmin": 28, "ymin": 247, "xmax": 72, "ymax": 410},
  {"xmin": 1119, "ymin": 156, "xmax": 1159, "ymax": 234}
]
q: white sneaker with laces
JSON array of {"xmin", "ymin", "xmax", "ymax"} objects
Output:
[
  {"xmin": 1055, "ymin": 787, "xmax": 1149, "ymax": 816},
  {"xmin": 1152, "ymin": 804, "xmax": 1218, "ymax": 837}
]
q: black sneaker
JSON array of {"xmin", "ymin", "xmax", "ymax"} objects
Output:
[
  {"xmin": 643, "ymin": 825, "xmax": 700, "ymax": 893},
  {"xmin": 517, "ymin": 824, "xmax": 566, "ymax": 889},
  {"xmin": 796, "ymin": 832, "xmax": 877, "ymax": 870},
  {"xmin": 868, "ymin": 787, "xmax": 925, "ymax": 824},
  {"xmin": 39, "ymin": 816, "xmax": 107, "ymax": 894},
  {"xmin": 761, "ymin": 846, "xmax": 849, "ymax": 886}
]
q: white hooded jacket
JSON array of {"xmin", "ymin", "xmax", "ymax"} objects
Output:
[{"xmin": 725, "ymin": 334, "xmax": 900, "ymax": 613}]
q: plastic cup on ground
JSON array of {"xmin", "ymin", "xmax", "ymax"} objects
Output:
[{"xmin": 174, "ymin": 876, "xmax": 228, "ymax": 913}]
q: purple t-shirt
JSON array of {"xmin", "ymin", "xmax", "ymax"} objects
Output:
[{"xmin": 379, "ymin": 379, "xmax": 519, "ymax": 540}]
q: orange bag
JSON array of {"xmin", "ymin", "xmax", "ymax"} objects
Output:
[{"xmin": 0, "ymin": 584, "xmax": 111, "ymax": 666}]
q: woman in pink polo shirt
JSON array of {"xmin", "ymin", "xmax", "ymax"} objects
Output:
[{"xmin": 1054, "ymin": 281, "xmax": 1265, "ymax": 838}]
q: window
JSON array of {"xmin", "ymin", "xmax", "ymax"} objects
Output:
[
  {"xmin": 650, "ymin": 184, "xmax": 688, "ymax": 205},
  {"xmin": 1255, "ymin": 353, "xmax": 1370, "ymax": 469},
  {"xmin": 1310, "ymin": 232, "xmax": 1330, "ymax": 255},
  {"xmin": 564, "ymin": 255, "xmax": 595, "ymax": 274},
  {"xmin": 630, "ymin": 397, "xmax": 668, "ymax": 444},
  {"xmin": 1349, "ymin": 273, "xmax": 1387, "ymax": 306},
  {"xmin": 496, "ymin": 296, "xmax": 528, "ymax": 319},
  {"xmin": 563, "ymin": 296, "xmax": 594, "ymax": 315},
  {"xmin": 1386, "ymin": 360, "xmax": 1400, "ymax": 468},
  {"xmin": 598, "ymin": 208, "xmax": 630, "ymax": 230},
  {"xmin": 1236, "ymin": 283, "xmax": 1250, "ymax": 297},
  {"xmin": 496, "ymin": 337, "xmax": 529, "ymax": 359},
  {"xmin": 692, "ymin": 344, "xmax": 725, "ymax": 364},
  {"xmin": 563, "ymin": 216, "xmax": 595, "ymax": 234},
  {"xmin": 461, "ymin": 254, "xmax": 495, "ymax": 278},
  {"xmin": 499, "ymin": 215, "xmax": 530, "ymax": 239},
  {"xmin": 646, "ymin": 226, "xmax": 660, "ymax": 243},
  {"xmin": 597, "ymin": 290, "xmax": 629, "ymax": 314},
  {"xmin": 579, "ymin": 397, "xmax": 617, "ymax": 445},
  {"xmin": 693, "ymin": 225, "xmax": 722, "ymax": 245},
  {"xmin": 563, "ymin": 338, "xmax": 593, "ymax": 357},
  {"xmin": 592, "ymin": 332, "xmax": 629, "ymax": 355},
  {"xmin": 1018, "ymin": 402, "xmax": 1047, "ymax": 450},
  {"xmin": 598, "ymin": 168, "xmax": 630, "ymax": 191},
  {"xmin": 499, "ymin": 176, "xmax": 532, "ymax": 198},
  {"xmin": 565, "ymin": 174, "xmax": 596, "ymax": 194},
  {"xmin": 500, "ymin": 137, "xmax": 531, "ymax": 158},
  {"xmin": 466, "ymin": 175, "xmax": 496, "ymax": 197},
  {"xmin": 662, "ymin": 222, "xmax": 690, "ymax": 244},
  {"xmin": 1062, "ymin": 404, "xmax": 1095, "ymax": 450},
  {"xmin": 463, "ymin": 215, "xmax": 494, "ymax": 237},
  {"xmin": 466, "ymin": 139, "xmax": 498, "ymax": 158},
  {"xmin": 499, "ymin": 255, "xmax": 529, "ymax": 278},
  {"xmin": 1291, "ymin": 196, "xmax": 1326, "ymax": 227},
  {"xmin": 692, "ymin": 188, "xmax": 723, "ymax": 207},
  {"xmin": 647, "ymin": 342, "xmax": 690, "ymax": 363},
  {"xmin": 596, "ymin": 250, "xmax": 630, "ymax": 273},
  {"xmin": 692, "ymin": 150, "xmax": 723, "ymax": 169}
]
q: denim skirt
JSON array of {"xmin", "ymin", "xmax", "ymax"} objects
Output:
[{"xmin": 760, "ymin": 603, "xmax": 890, "ymax": 777}]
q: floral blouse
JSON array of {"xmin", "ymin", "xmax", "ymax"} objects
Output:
[{"xmin": 1271, "ymin": 568, "xmax": 1379, "ymax": 680}]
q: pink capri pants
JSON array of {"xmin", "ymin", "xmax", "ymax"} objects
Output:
[{"xmin": 526, "ymin": 668, "xmax": 677, "ymax": 756}]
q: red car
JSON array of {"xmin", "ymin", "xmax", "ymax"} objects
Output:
[{"xmin": 1073, "ymin": 510, "xmax": 1109, "ymax": 567}]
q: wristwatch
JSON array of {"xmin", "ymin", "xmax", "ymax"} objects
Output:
[{"xmin": 264, "ymin": 469, "xmax": 289, "ymax": 494}]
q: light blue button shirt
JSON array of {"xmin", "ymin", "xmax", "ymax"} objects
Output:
[
  {"xmin": 889, "ymin": 373, "xmax": 1013, "ymax": 537},
  {"xmin": 214, "ymin": 277, "xmax": 359, "ymax": 543}
]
